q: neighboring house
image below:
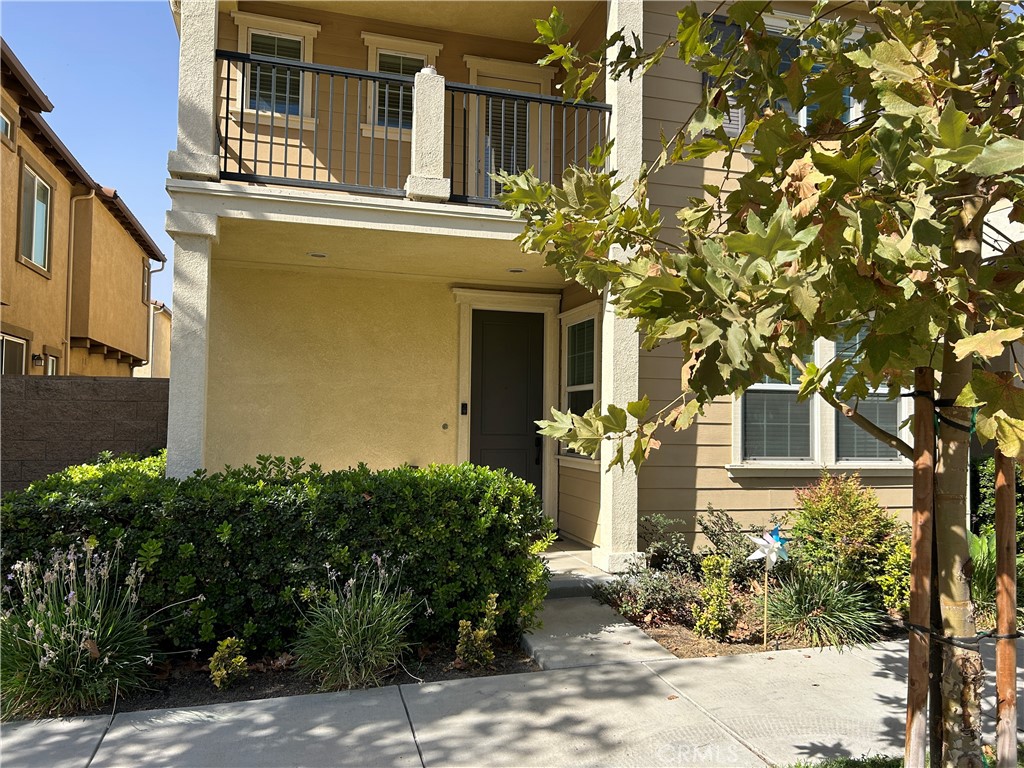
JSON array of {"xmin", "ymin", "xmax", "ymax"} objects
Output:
[
  {"xmin": 1, "ymin": 40, "xmax": 166, "ymax": 378},
  {"xmin": 134, "ymin": 301, "xmax": 173, "ymax": 379},
  {"xmin": 164, "ymin": 1, "xmax": 913, "ymax": 570}
]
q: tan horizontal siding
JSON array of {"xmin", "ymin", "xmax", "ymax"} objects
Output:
[{"xmin": 558, "ymin": 464, "xmax": 600, "ymax": 547}]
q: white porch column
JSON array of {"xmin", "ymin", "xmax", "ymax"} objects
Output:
[
  {"xmin": 165, "ymin": 212, "xmax": 218, "ymax": 479},
  {"xmin": 405, "ymin": 66, "xmax": 451, "ymax": 202},
  {"xmin": 168, "ymin": 0, "xmax": 219, "ymax": 181},
  {"xmin": 593, "ymin": 0, "xmax": 644, "ymax": 573}
]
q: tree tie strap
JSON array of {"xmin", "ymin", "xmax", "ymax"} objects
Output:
[{"xmin": 903, "ymin": 622, "xmax": 1023, "ymax": 649}]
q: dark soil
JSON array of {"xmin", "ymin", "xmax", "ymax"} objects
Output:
[{"xmin": 81, "ymin": 643, "xmax": 537, "ymax": 717}]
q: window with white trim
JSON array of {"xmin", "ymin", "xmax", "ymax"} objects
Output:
[
  {"xmin": 46, "ymin": 355, "xmax": 58, "ymax": 376},
  {"xmin": 231, "ymin": 11, "xmax": 319, "ymax": 120},
  {"xmin": 19, "ymin": 165, "xmax": 50, "ymax": 270},
  {"xmin": 361, "ymin": 33, "xmax": 442, "ymax": 139},
  {"xmin": 1, "ymin": 336, "xmax": 26, "ymax": 375},
  {"xmin": 736, "ymin": 337, "xmax": 908, "ymax": 468},
  {"xmin": 0, "ymin": 112, "xmax": 12, "ymax": 141},
  {"xmin": 559, "ymin": 302, "xmax": 601, "ymax": 457}
]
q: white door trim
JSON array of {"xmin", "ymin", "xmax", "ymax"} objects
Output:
[{"xmin": 452, "ymin": 288, "xmax": 561, "ymax": 521}]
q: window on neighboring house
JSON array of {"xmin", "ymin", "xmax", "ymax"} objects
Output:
[
  {"xmin": 1, "ymin": 336, "xmax": 27, "ymax": 375},
  {"xmin": 249, "ymin": 32, "xmax": 303, "ymax": 116},
  {"xmin": 46, "ymin": 355, "xmax": 58, "ymax": 376},
  {"xmin": 0, "ymin": 112, "xmax": 12, "ymax": 142},
  {"xmin": 742, "ymin": 356, "xmax": 813, "ymax": 460},
  {"xmin": 19, "ymin": 165, "xmax": 50, "ymax": 270},
  {"xmin": 706, "ymin": 17, "xmax": 857, "ymax": 138},
  {"xmin": 143, "ymin": 261, "xmax": 151, "ymax": 304}
]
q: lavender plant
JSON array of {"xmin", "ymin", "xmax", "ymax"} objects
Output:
[
  {"xmin": 294, "ymin": 557, "xmax": 418, "ymax": 690},
  {"xmin": 1, "ymin": 540, "xmax": 155, "ymax": 720}
]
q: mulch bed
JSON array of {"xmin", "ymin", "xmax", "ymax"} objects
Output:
[{"xmin": 80, "ymin": 643, "xmax": 537, "ymax": 717}]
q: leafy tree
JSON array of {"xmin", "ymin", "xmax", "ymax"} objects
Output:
[{"xmin": 500, "ymin": 2, "xmax": 1024, "ymax": 764}]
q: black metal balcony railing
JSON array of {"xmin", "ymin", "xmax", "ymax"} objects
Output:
[
  {"xmin": 217, "ymin": 50, "xmax": 413, "ymax": 196},
  {"xmin": 214, "ymin": 51, "xmax": 612, "ymax": 205},
  {"xmin": 445, "ymin": 82, "xmax": 610, "ymax": 206}
]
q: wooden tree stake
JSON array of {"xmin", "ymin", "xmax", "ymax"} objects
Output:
[
  {"xmin": 993, "ymin": 446, "xmax": 1018, "ymax": 768},
  {"xmin": 906, "ymin": 367, "xmax": 935, "ymax": 768}
]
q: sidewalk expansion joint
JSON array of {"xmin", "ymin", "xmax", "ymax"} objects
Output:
[
  {"xmin": 643, "ymin": 662, "xmax": 773, "ymax": 767},
  {"xmin": 398, "ymin": 685, "xmax": 427, "ymax": 768}
]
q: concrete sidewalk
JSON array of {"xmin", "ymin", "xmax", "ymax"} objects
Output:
[{"xmin": 2, "ymin": 598, "xmax": 1021, "ymax": 768}]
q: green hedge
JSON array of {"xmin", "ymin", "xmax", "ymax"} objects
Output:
[{"xmin": 1, "ymin": 453, "xmax": 553, "ymax": 655}]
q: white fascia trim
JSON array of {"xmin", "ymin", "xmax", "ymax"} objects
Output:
[
  {"xmin": 165, "ymin": 179, "xmax": 524, "ymax": 240},
  {"xmin": 231, "ymin": 11, "xmax": 321, "ymax": 41}
]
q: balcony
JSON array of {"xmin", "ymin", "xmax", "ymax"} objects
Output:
[{"xmin": 214, "ymin": 50, "xmax": 610, "ymax": 206}]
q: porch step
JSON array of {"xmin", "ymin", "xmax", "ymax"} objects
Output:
[{"xmin": 547, "ymin": 570, "xmax": 616, "ymax": 599}]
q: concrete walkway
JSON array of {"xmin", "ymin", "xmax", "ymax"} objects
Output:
[{"xmin": 3, "ymin": 591, "xmax": 1021, "ymax": 767}]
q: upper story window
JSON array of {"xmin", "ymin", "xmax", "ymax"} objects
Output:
[
  {"xmin": 19, "ymin": 164, "xmax": 51, "ymax": 271},
  {"xmin": 249, "ymin": 32, "xmax": 303, "ymax": 115},
  {"xmin": 230, "ymin": 11, "xmax": 320, "ymax": 120},
  {"xmin": 361, "ymin": 33, "xmax": 442, "ymax": 139},
  {"xmin": 1, "ymin": 335, "xmax": 27, "ymax": 375},
  {"xmin": 0, "ymin": 111, "xmax": 13, "ymax": 146},
  {"xmin": 706, "ymin": 17, "xmax": 858, "ymax": 138}
]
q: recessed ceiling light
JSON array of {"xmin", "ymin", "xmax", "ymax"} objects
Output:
[
  {"xmin": 507, "ymin": 267, "xmax": 526, "ymax": 273},
  {"xmin": 307, "ymin": 252, "xmax": 328, "ymax": 259}
]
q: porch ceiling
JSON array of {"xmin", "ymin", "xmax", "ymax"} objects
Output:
[
  {"xmin": 283, "ymin": 1, "xmax": 602, "ymax": 44},
  {"xmin": 213, "ymin": 218, "xmax": 568, "ymax": 289}
]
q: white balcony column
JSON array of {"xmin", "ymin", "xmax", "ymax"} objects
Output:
[
  {"xmin": 405, "ymin": 66, "xmax": 451, "ymax": 202},
  {"xmin": 594, "ymin": 0, "xmax": 644, "ymax": 573},
  {"xmin": 165, "ymin": 211, "xmax": 218, "ymax": 479},
  {"xmin": 168, "ymin": 0, "xmax": 220, "ymax": 181}
]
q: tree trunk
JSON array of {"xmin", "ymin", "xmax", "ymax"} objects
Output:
[{"xmin": 933, "ymin": 201, "xmax": 985, "ymax": 768}]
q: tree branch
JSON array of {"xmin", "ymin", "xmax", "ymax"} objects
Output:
[{"xmin": 816, "ymin": 387, "xmax": 914, "ymax": 460}]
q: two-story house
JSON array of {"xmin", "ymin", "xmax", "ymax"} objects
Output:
[
  {"xmin": 164, "ymin": 1, "xmax": 913, "ymax": 570},
  {"xmin": 1, "ymin": 40, "xmax": 166, "ymax": 378}
]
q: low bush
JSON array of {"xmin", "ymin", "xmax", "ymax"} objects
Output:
[
  {"xmin": 209, "ymin": 637, "xmax": 248, "ymax": 689},
  {"xmin": 2, "ymin": 453, "xmax": 554, "ymax": 656},
  {"xmin": 768, "ymin": 570, "xmax": 883, "ymax": 648},
  {"xmin": 456, "ymin": 593, "xmax": 499, "ymax": 668},
  {"xmin": 594, "ymin": 565, "xmax": 699, "ymax": 626},
  {"xmin": 967, "ymin": 531, "xmax": 1024, "ymax": 627},
  {"xmin": 0, "ymin": 541, "xmax": 155, "ymax": 720},
  {"xmin": 638, "ymin": 514, "xmax": 700, "ymax": 575},
  {"xmin": 787, "ymin": 473, "xmax": 910, "ymax": 611},
  {"xmin": 692, "ymin": 555, "xmax": 738, "ymax": 640},
  {"xmin": 698, "ymin": 506, "xmax": 766, "ymax": 584},
  {"xmin": 972, "ymin": 457, "xmax": 1024, "ymax": 552},
  {"xmin": 294, "ymin": 560, "xmax": 415, "ymax": 690}
]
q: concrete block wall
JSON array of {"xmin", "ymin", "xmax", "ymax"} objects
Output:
[{"xmin": 1, "ymin": 376, "xmax": 169, "ymax": 494}]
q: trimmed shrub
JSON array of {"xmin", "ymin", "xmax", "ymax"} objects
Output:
[
  {"xmin": 787, "ymin": 473, "xmax": 910, "ymax": 611},
  {"xmin": 2, "ymin": 454, "xmax": 553, "ymax": 655},
  {"xmin": 768, "ymin": 570, "xmax": 883, "ymax": 648},
  {"xmin": 638, "ymin": 514, "xmax": 700, "ymax": 575},
  {"xmin": 209, "ymin": 637, "xmax": 248, "ymax": 689},
  {"xmin": 295, "ymin": 561, "xmax": 415, "ymax": 690},
  {"xmin": 0, "ymin": 541, "xmax": 155, "ymax": 720},
  {"xmin": 692, "ymin": 555, "xmax": 738, "ymax": 640},
  {"xmin": 594, "ymin": 564, "xmax": 699, "ymax": 626}
]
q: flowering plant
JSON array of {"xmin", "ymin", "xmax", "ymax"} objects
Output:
[{"xmin": 1, "ymin": 540, "xmax": 156, "ymax": 720}]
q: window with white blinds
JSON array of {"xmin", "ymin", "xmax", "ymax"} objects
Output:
[
  {"xmin": 376, "ymin": 52, "xmax": 421, "ymax": 129},
  {"xmin": 485, "ymin": 96, "xmax": 530, "ymax": 196},
  {"xmin": 834, "ymin": 330, "xmax": 900, "ymax": 461},
  {"xmin": 248, "ymin": 32, "xmax": 302, "ymax": 116},
  {"xmin": 742, "ymin": 355, "xmax": 813, "ymax": 460}
]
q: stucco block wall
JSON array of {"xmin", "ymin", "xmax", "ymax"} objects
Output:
[
  {"xmin": 205, "ymin": 261, "xmax": 460, "ymax": 471},
  {"xmin": 1, "ymin": 376, "xmax": 169, "ymax": 494}
]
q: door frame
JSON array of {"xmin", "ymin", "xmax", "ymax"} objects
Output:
[{"xmin": 452, "ymin": 288, "xmax": 560, "ymax": 520}]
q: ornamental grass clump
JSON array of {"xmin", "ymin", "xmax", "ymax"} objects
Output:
[
  {"xmin": 767, "ymin": 569, "xmax": 883, "ymax": 649},
  {"xmin": 295, "ymin": 558, "xmax": 417, "ymax": 690},
  {"xmin": 0, "ymin": 540, "xmax": 155, "ymax": 720}
]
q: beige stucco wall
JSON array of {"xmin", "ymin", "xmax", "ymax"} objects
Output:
[
  {"xmin": 205, "ymin": 260, "xmax": 461, "ymax": 471},
  {"xmin": 70, "ymin": 198, "xmax": 150, "ymax": 361},
  {"xmin": 0, "ymin": 98, "xmax": 75, "ymax": 375},
  {"xmin": 70, "ymin": 347, "xmax": 133, "ymax": 377},
  {"xmin": 135, "ymin": 308, "xmax": 172, "ymax": 379},
  {"xmin": 640, "ymin": 4, "xmax": 912, "ymax": 538}
]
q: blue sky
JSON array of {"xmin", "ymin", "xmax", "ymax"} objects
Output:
[{"xmin": 2, "ymin": 1, "xmax": 179, "ymax": 305}]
